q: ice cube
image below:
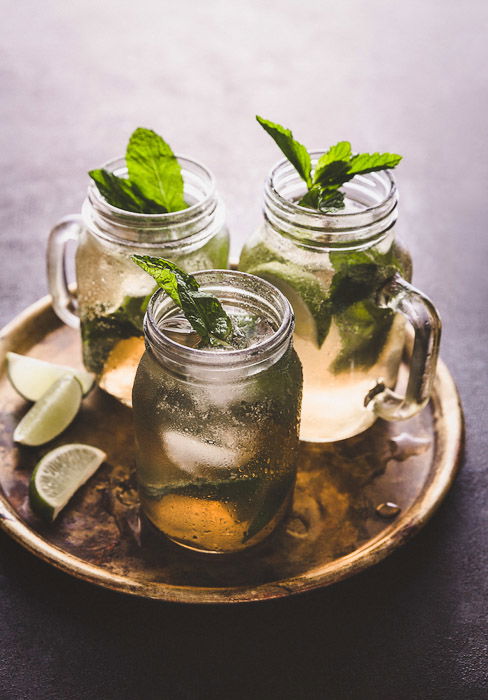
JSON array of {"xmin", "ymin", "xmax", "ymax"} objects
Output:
[
  {"xmin": 163, "ymin": 431, "xmax": 237, "ymax": 473},
  {"xmin": 160, "ymin": 317, "xmax": 201, "ymax": 348}
]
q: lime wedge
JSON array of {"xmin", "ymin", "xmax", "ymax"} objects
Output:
[
  {"xmin": 246, "ymin": 261, "xmax": 330, "ymax": 345},
  {"xmin": 29, "ymin": 443, "xmax": 107, "ymax": 521},
  {"xmin": 13, "ymin": 375, "xmax": 83, "ymax": 446},
  {"xmin": 7, "ymin": 352, "xmax": 94, "ymax": 400}
]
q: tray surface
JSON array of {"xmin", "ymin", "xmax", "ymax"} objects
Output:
[{"xmin": 0, "ymin": 296, "xmax": 463, "ymax": 603}]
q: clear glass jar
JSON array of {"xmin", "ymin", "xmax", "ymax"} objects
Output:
[
  {"xmin": 239, "ymin": 154, "xmax": 441, "ymax": 443},
  {"xmin": 47, "ymin": 156, "xmax": 229, "ymax": 405},
  {"xmin": 132, "ymin": 270, "xmax": 302, "ymax": 554}
]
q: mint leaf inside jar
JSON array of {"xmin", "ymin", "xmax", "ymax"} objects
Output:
[
  {"xmin": 89, "ymin": 127, "xmax": 187, "ymax": 214},
  {"xmin": 256, "ymin": 115, "xmax": 402, "ymax": 212}
]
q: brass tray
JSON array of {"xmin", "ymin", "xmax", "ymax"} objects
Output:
[{"xmin": 0, "ymin": 296, "xmax": 464, "ymax": 604}]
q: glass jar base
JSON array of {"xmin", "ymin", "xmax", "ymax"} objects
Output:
[{"xmin": 140, "ymin": 494, "xmax": 292, "ymax": 555}]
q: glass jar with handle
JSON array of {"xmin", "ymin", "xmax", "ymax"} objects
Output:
[
  {"xmin": 47, "ymin": 156, "xmax": 229, "ymax": 405},
  {"xmin": 239, "ymin": 156, "xmax": 441, "ymax": 443}
]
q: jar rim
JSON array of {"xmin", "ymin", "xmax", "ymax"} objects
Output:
[
  {"xmin": 267, "ymin": 151, "xmax": 397, "ymax": 219},
  {"xmin": 264, "ymin": 152, "xmax": 398, "ymax": 246},
  {"xmin": 144, "ymin": 269, "xmax": 294, "ymax": 373},
  {"xmin": 88, "ymin": 154, "xmax": 217, "ymax": 223}
]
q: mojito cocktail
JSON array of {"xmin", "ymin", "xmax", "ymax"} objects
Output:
[{"xmin": 132, "ymin": 268, "xmax": 302, "ymax": 553}]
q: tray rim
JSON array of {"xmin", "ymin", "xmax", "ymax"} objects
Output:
[{"xmin": 0, "ymin": 294, "xmax": 464, "ymax": 604}]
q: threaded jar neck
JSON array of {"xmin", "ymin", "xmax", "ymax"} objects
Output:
[
  {"xmin": 82, "ymin": 155, "xmax": 223, "ymax": 249},
  {"xmin": 144, "ymin": 270, "xmax": 295, "ymax": 382},
  {"xmin": 264, "ymin": 153, "xmax": 399, "ymax": 250}
]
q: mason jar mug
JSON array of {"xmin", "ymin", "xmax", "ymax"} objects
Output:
[
  {"xmin": 47, "ymin": 156, "xmax": 229, "ymax": 405},
  {"xmin": 239, "ymin": 155, "xmax": 441, "ymax": 443},
  {"xmin": 132, "ymin": 270, "xmax": 303, "ymax": 554}
]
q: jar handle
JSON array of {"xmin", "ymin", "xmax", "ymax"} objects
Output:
[
  {"xmin": 46, "ymin": 215, "xmax": 82, "ymax": 328},
  {"xmin": 365, "ymin": 274, "xmax": 441, "ymax": 420}
]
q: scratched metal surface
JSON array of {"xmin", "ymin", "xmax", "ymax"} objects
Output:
[{"xmin": 0, "ymin": 298, "xmax": 462, "ymax": 603}]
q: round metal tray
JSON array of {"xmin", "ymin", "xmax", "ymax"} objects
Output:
[{"xmin": 0, "ymin": 296, "xmax": 464, "ymax": 603}]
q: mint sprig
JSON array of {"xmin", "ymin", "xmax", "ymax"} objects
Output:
[
  {"xmin": 131, "ymin": 256, "xmax": 232, "ymax": 346},
  {"xmin": 88, "ymin": 168, "xmax": 164, "ymax": 214},
  {"xmin": 256, "ymin": 116, "xmax": 312, "ymax": 188},
  {"xmin": 256, "ymin": 116, "xmax": 402, "ymax": 212},
  {"xmin": 89, "ymin": 127, "xmax": 187, "ymax": 214},
  {"xmin": 126, "ymin": 128, "xmax": 186, "ymax": 212}
]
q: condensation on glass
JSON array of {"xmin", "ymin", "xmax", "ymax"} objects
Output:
[
  {"xmin": 47, "ymin": 156, "xmax": 230, "ymax": 404},
  {"xmin": 132, "ymin": 270, "xmax": 303, "ymax": 554},
  {"xmin": 239, "ymin": 155, "xmax": 441, "ymax": 442}
]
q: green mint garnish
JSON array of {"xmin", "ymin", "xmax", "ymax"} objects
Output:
[
  {"xmin": 131, "ymin": 255, "xmax": 232, "ymax": 346},
  {"xmin": 331, "ymin": 301, "xmax": 394, "ymax": 374},
  {"xmin": 256, "ymin": 116, "xmax": 402, "ymax": 212},
  {"xmin": 88, "ymin": 169, "xmax": 163, "ymax": 214},
  {"xmin": 327, "ymin": 248, "xmax": 405, "ymax": 371},
  {"xmin": 256, "ymin": 116, "xmax": 312, "ymax": 188},
  {"xmin": 89, "ymin": 127, "xmax": 187, "ymax": 214},
  {"xmin": 80, "ymin": 293, "xmax": 150, "ymax": 374},
  {"xmin": 125, "ymin": 128, "xmax": 186, "ymax": 212}
]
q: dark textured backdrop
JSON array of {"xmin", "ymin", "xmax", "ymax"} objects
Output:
[{"xmin": 1, "ymin": 1, "xmax": 487, "ymax": 698}]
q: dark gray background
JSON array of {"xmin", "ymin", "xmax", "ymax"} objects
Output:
[{"xmin": 1, "ymin": 1, "xmax": 487, "ymax": 698}]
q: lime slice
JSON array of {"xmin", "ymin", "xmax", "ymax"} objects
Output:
[
  {"xmin": 7, "ymin": 352, "xmax": 94, "ymax": 400},
  {"xmin": 13, "ymin": 375, "xmax": 83, "ymax": 446},
  {"xmin": 246, "ymin": 261, "xmax": 330, "ymax": 345},
  {"xmin": 29, "ymin": 443, "xmax": 107, "ymax": 521}
]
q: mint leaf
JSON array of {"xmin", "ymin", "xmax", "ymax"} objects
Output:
[
  {"xmin": 129, "ymin": 255, "xmax": 196, "ymax": 305},
  {"xmin": 317, "ymin": 188, "xmax": 346, "ymax": 212},
  {"xmin": 126, "ymin": 128, "xmax": 186, "ymax": 212},
  {"xmin": 332, "ymin": 302, "xmax": 393, "ymax": 373},
  {"xmin": 256, "ymin": 118, "xmax": 402, "ymax": 213},
  {"xmin": 117, "ymin": 292, "xmax": 155, "ymax": 331},
  {"xmin": 88, "ymin": 169, "xmax": 167, "ymax": 214},
  {"xmin": 311, "ymin": 145, "xmax": 401, "ymax": 211},
  {"xmin": 330, "ymin": 247, "xmax": 405, "ymax": 278},
  {"xmin": 313, "ymin": 141, "xmax": 352, "ymax": 184},
  {"xmin": 80, "ymin": 293, "xmax": 150, "ymax": 373},
  {"xmin": 181, "ymin": 290, "xmax": 233, "ymax": 345},
  {"xmin": 297, "ymin": 186, "xmax": 321, "ymax": 209},
  {"xmin": 326, "ymin": 248, "xmax": 403, "ymax": 372},
  {"xmin": 256, "ymin": 116, "xmax": 312, "ymax": 188},
  {"xmin": 89, "ymin": 127, "xmax": 189, "ymax": 214},
  {"xmin": 131, "ymin": 255, "xmax": 232, "ymax": 344},
  {"xmin": 312, "ymin": 160, "xmax": 352, "ymax": 189},
  {"xmin": 329, "ymin": 249, "xmax": 402, "ymax": 314},
  {"xmin": 298, "ymin": 185, "xmax": 345, "ymax": 211},
  {"xmin": 328, "ymin": 263, "xmax": 391, "ymax": 313},
  {"xmin": 347, "ymin": 151, "xmax": 402, "ymax": 176},
  {"xmin": 88, "ymin": 169, "xmax": 141, "ymax": 212}
]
